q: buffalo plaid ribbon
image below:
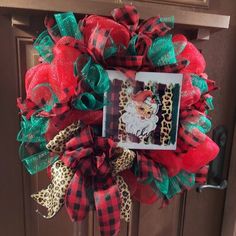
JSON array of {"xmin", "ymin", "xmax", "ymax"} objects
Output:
[
  {"xmin": 17, "ymin": 96, "xmax": 71, "ymax": 119},
  {"xmin": 136, "ymin": 153, "xmax": 162, "ymax": 182},
  {"xmin": 178, "ymin": 109, "xmax": 206, "ymax": 151},
  {"xmin": 158, "ymin": 59, "xmax": 189, "ymax": 73},
  {"xmin": 79, "ymin": 5, "xmax": 180, "ymax": 80},
  {"xmin": 111, "ymin": 5, "xmax": 139, "ymax": 32},
  {"xmin": 60, "ymin": 126, "xmax": 121, "ymax": 236},
  {"xmin": 138, "ymin": 16, "xmax": 172, "ymax": 38},
  {"xmin": 17, "ymin": 98, "xmax": 41, "ymax": 119},
  {"xmin": 94, "ymin": 185, "xmax": 121, "ymax": 236},
  {"xmin": 105, "ymin": 79, "xmax": 122, "ymax": 140},
  {"xmin": 195, "ymin": 165, "xmax": 209, "ymax": 184},
  {"xmin": 88, "ymin": 26, "xmax": 112, "ymax": 63},
  {"xmin": 194, "ymin": 94, "xmax": 214, "ymax": 113}
]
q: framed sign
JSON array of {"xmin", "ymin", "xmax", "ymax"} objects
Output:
[
  {"xmin": 137, "ymin": 0, "xmax": 209, "ymax": 8},
  {"xmin": 103, "ymin": 70, "xmax": 182, "ymax": 150}
]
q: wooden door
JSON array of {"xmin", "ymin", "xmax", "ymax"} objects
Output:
[
  {"xmin": 0, "ymin": 14, "xmax": 25, "ymax": 236},
  {"xmin": 1, "ymin": 1, "xmax": 235, "ymax": 235},
  {"xmin": 14, "ymin": 22, "xmax": 90, "ymax": 236}
]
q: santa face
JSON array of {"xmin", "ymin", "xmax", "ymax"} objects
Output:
[
  {"xmin": 121, "ymin": 96, "xmax": 159, "ymax": 140},
  {"xmin": 134, "ymin": 101, "xmax": 155, "ymax": 119}
]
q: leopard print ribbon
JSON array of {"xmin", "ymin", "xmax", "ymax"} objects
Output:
[
  {"xmin": 46, "ymin": 121, "xmax": 80, "ymax": 154},
  {"xmin": 111, "ymin": 148, "xmax": 136, "ymax": 174},
  {"xmin": 116, "ymin": 175, "xmax": 132, "ymax": 222},
  {"xmin": 160, "ymin": 84, "xmax": 173, "ymax": 145},
  {"xmin": 31, "ymin": 160, "xmax": 74, "ymax": 218},
  {"xmin": 32, "ymin": 121, "xmax": 80, "ymax": 218},
  {"xmin": 111, "ymin": 148, "xmax": 136, "ymax": 222}
]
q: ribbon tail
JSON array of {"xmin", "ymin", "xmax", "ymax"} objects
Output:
[
  {"xmin": 116, "ymin": 175, "xmax": 132, "ymax": 222},
  {"xmin": 94, "ymin": 185, "xmax": 121, "ymax": 236},
  {"xmin": 65, "ymin": 172, "xmax": 90, "ymax": 221},
  {"xmin": 31, "ymin": 160, "xmax": 74, "ymax": 218}
]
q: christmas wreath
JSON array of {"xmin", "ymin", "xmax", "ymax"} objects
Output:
[{"xmin": 17, "ymin": 5, "xmax": 219, "ymax": 236}]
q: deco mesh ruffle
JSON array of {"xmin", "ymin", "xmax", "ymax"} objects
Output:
[{"xmin": 17, "ymin": 5, "xmax": 219, "ymax": 236}]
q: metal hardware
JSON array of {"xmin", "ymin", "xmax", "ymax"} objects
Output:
[
  {"xmin": 11, "ymin": 15, "xmax": 29, "ymax": 27},
  {"xmin": 197, "ymin": 180, "xmax": 227, "ymax": 192},
  {"xmin": 197, "ymin": 126, "xmax": 228, "ymax": 192},
  {"xmin": 197, "ymin": 28, "xmax": 210, "ymax": 40}
]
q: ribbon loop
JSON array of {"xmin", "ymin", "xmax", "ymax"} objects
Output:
[
  {"xmin": 111, "ymin": 148, "xmax": 135, "ymax": 174},
  {"xmin": 17, "ymin": 115, "xmax": 59, "ymax": 174},
  {"xmin": 148, "ymin": 34, "xmax": 177, "ymax": 67},
  {"xmin": 73, "ymin": 92, "xmax": 104, "ymax": 111},
  {"xmin": 138, "ymin": 16, "xmax": 174, "ymax": 38},
  {"xmin": 86, "ymin": 64, "xmax": 110, "ymax": 94},
  {"xmin": 20, "ymin": 142, "xmax": 58, "ymax": 175},
  {"xmin": 111, "ymin": 5, "xmax": 139, "ymax": 32},
  {"xmin": 54, "ymin": 12, "xmax": 82, "ymax": 39},
  {"xmin": 34, "ymin": 30, "xmax": 54, "ymax": 62},
  {"xmin": 135, "ymin": 153, "xmax": 162, "ymax": 183},
  {"xmin": 73, "ymin": 54, "xmax": 110, "ymax": 111}
]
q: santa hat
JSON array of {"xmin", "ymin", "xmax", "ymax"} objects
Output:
[
  {"xmin": 132, "ymin": 90, "xmax": 158, "ymax": 113},
  {"xmin": 131, "ymin": 90, "xmax": 153, "ymax": 103}
]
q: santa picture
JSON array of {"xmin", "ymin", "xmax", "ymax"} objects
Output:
[
  {"xmin": 103, "ymin": 70, "xmax": 182, "ymax": 150},
  {"xmin": 121, "ymin": 90, "xmax": 159, "ymax": 143}
]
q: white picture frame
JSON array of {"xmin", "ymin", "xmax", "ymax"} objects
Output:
[{"xmin": 103, "ymin": 70, "xmax": 183, "ymax": 150}]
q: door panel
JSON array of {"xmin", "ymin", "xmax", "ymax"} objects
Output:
[
  {"xmin": 183, "ymin": 190, "xmax": 225, "ymax": 236},
  {"xmin": 221, "ymin": 123, "xmax": 236, "ymax": 236},
  {"xmin": 0, "ymin": 15, "xmax": 25, "ymax": 236},
  {"xmin": 138, "ymin": 195, "xmax": 182, "ymax": 236},
  {"xmin": 94, "ymin": 214, "xmax": 128, "ymax": 236}
]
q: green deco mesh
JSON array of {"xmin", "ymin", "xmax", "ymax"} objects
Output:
[
  {"xmin": 159, "ymin": 16, "xmax": 175, "ymax": 28},
  {"xmin": 73, "ymin": 55, "xmax": 110, "ymax": 111},
  {"xmin": 148, "ymin": 34, "xmax": 177, "ymax": 67},
  {"xmin": 185, "ymin": 115, "xmax": 212, "ymax": 134},
  {"xmin": 34, "ymin": 12, "xmax": 82, "ymax": 63},
  {"xmin": 17, "ymin": 116, "xmax": 58, "ymax": 175},
  {"xmin": 153, "ymin": 168, "xmax": 195, "ymax": 199},
  {"xmin": 54, "ymin": 12, "xmax": 82, "ymax": 39},
  {"xmin": 191, "ymin": 74, "xmax": 208, "ymax": 94},
  {"xmin": 34, "ymin": 30, "xmax": 54, "ymax": 63}
]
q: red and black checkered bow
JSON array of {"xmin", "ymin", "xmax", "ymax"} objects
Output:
[
  {"xmin": 79, "ymin": 5, "xmax": 179, "ymax": 80},
  {"xmin": 60, "ymin": 126, "xmax": 121, "ymax": 236}
]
